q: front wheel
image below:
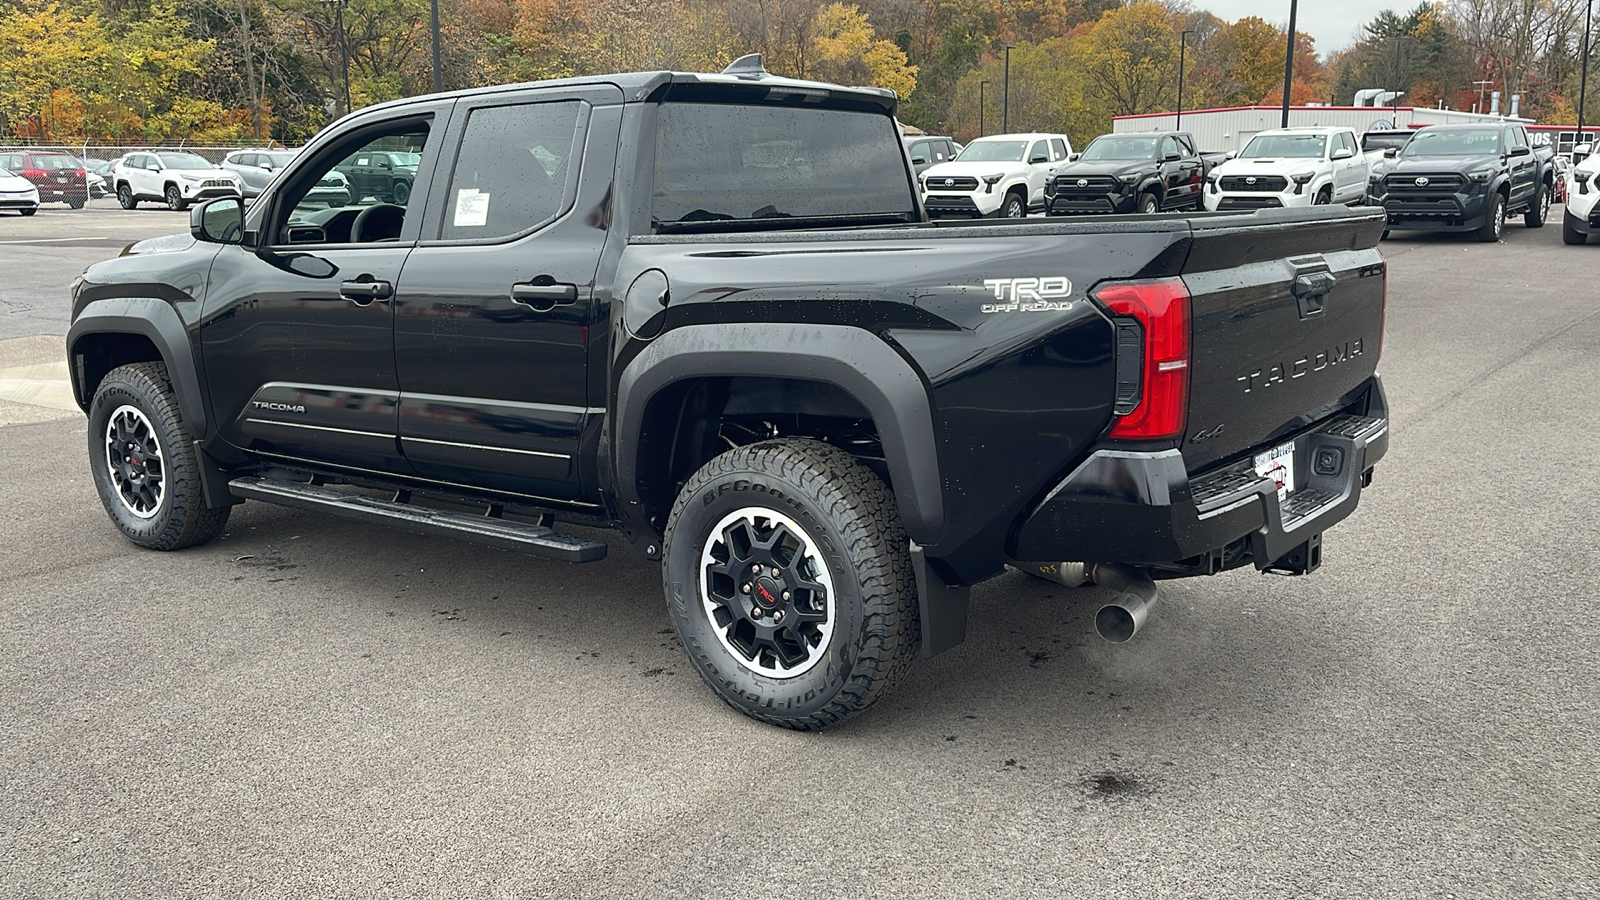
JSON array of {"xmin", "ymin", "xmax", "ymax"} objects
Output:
[
  {"xmin": 68, "ymin": 198, "xmax": 85, "ymax": 210},
  {"xmin": 20, "ymin": 207, "xmax": 36, "ymax": 217},
  {"xmin": 999, "ymin": 192, "xmax": 1025, "ymax": 219},
  {"xmin": 1564, "ymin": 210, "xmax": 1589, "ymax": 245},
  {"xmin": 1314, "ymin": 187, "xmax": 1333, "ymax": 205},
  {"xmin": 88, "ymin": 363, "xmax": 230, "ymax": 550},
  {"xmin": 1478, "ymin": 192, "xmax": 1506, "ymax": 242},
  {"xmin": 1525, "ymin": 184, "xmax": 1551, "ymax": 227},
  {"xmin": 164, "ymin": 185, "xmax": 187, "ymax": 211},
  {"xmin": 117, "ymin": 183, "xmax": 136, "ymax": 209},
  {"xmin": 391, "ymin": 180, "xmax": 411, "ymax": 205},
  {"xmin": 1139, "ymin": 193, "xmax": 1160, "ymax": 214},
  {"xmin": 662, "ymin": 439, "xmax": 920, "ymax": 730}
]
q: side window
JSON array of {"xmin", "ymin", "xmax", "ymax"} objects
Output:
[
  {"xmin": 1178, "ymin": 135, "xmax": 1197, "ymax": 156},
  {"xmin": 440, "ymin": 100, "xmax": 583, "ymax": 242},
  {"xmin": 1160, "ymin": 136, "xmax": 1180, "ymax": 159},
  {"xmin": 909, "ymin": 140, "xmax": 930, "ymax": 162},
  {"xmin": 1029, "ymin": 140, "xmax": 1048, "ymax": 163},
  {"xmin": 1510, "ymin": 128, "xmax": 1528, "ymax": 150},
  {"xmin": 1050, "ymin": 138, "xmax": 1068, "ymax": 160},
  {"xmin": 1343, "ymin": 133, "xmax": 1358, "ymax": 154},
  {"xmin": 274, "ymin": 122, "xmax": 431, "ymax": 245},
  {"xmin": 938, "ymin": 140, "xmax": 954, "ymax": 161}
]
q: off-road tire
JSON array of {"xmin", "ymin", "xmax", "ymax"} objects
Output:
[
  {"xmin": 1525, "ymin": 183, "xmax": 1551, "ymax": 227},
  {"xmin": 1565, "ymin": 209, "xmax": 1589, "ymax": 244},
  {"xmin": 1139, "ymin": 192, "xmax": 1160, "ymax": 214},
  {"xmin": 1314, "ymin": 186, "xmax": 1333, "ymax": 205},
  {"xmin": 1478, "ymin": 191, "xmax": 1505, "ymax": 242},
  {"xmin": 89, "ymin": 362, "xmax": 230, "ymax": 551},
  {"xmin": 662, "ymin": 439, "xmax": 920, "ymax": 730},
  {"xmin": 164, "ymin": 185, "xmax": 187, "ymax": 212},
  {"xmin": 117, "ymin": 183, "xmax": 136, "ymax": 209}
]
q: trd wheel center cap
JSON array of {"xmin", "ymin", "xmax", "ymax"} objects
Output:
[{"xmin": 753, "ymin": 576, "xmax": 784, "ymax": 609}]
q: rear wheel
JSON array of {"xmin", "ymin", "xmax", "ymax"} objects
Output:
[
  {"xmin": 662, "ymin": 439, "xmax": 920, "ymax": 730},
  {"xmin": 88, "ymin": 363, "xmax": 230, "ymax": 551},
  {"xmin": 1524, "ymin": 183, "xmax": 1551, "ymax": 227},
  {"xmin": 164, "ymin": 185, "xmax": 187, "ymax": 211},
  {"xmin": 68, "ymin": 198, "xmax": 85, "ymax": 210},
  {"xmin": 1478, "ymin": 192, "xmax": 1506, "ymax": 242},
  {"xmin": 1564, "ymin": 209, "xmax": 1589, "ymax": 245},
  {"xmin": 117, "ymin": 183, "xmax": 136, "ymax": 209}
]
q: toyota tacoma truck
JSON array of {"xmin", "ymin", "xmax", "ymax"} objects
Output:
[
  {"xmin": 1561, "ymin": 151, "xmax": 1599, "ymax": 244},
  {"xmin": 1045, "ymin": 131, "xmax": 1223, "ymax": 215},
  {"xmin": 919, "ymin": 132, "xmax": 1073, "ymax": 218},
  {"xmin": 67, "ymin": 56, "xmax": 1390, "ymax": 730},
  {"xmin": 1369, "ymin": 123, "xmax": 1555, "ymax": 241},
  {"xmin": 1204, "ymin": 127, "xmax": 1373, "ymax": 211}
]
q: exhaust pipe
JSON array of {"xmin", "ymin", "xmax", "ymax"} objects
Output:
[
  {"xmin": 1086, "ymin": 563, "xmax": 1159, "ymax": 643},
  {"xmin": 1009, "ymin": 561, "xmax": 1160, "ymax": 642}
]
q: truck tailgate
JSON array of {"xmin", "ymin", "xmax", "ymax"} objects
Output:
[{"xmin": 1180, "ymin": 209, "xmax": 1386, "ymax": 471}]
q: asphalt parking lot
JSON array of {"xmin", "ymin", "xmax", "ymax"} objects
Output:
[{"xmin": 2, "ymin": 201, "xmax": 1597, "ymax": 898}]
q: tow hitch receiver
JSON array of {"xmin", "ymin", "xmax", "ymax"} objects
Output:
[{"xmin": 1266, "ymin": 533, "xmax": 1322, "ymax": 576}]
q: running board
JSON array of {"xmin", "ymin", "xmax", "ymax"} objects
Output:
[{"xmin": 227, "ymin": 477, "xmax": 608, "ymax": 563}]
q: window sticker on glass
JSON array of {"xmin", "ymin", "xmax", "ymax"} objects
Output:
[{"xmin": 454, "ymin": 188, "xmax": 490, "ymax": 227}]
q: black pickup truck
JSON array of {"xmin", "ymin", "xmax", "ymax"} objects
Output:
[
  {"xmin": 1369, "ymin": 123, "xmax": 1555, "ymax": 241},
  {"xmin": 67, "ymin": 56, "xmax": 1390, "ymax": 730},
  {"xmin": 1045, "ymin": 131, "xmax": 1224, "ymax": 215}
]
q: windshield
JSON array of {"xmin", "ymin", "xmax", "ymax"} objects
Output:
[
  {"xmin": 1404, "ymin": 130, "xmax": 1501, "ymax": 156},
  {"xmin": 0, "ymin": 167, "xmax": 13, "ymax": 177},
  {"xmin": 158, "ymin": 153, "xmax": 214, "ymax": 170},
  {"xmin": 956, "ymin": 140, "xmax": 1028, "ymax": 163},
  {"xmin": 1080, "ymin": 136, "xmax": 1158, "ymax": 161},
  {"xmin": 1240, "ymin": 134, "xmax": 1327, "ymax": 159},
  {"xmin": 390, "ymin": 152, "xmax": 421, "ymax": 167},
  {"xmin": 1363, "ymin": 133, "xmax": 1413, "ymax": 152},
  {"xmin": 652, "ymin": 102, "xmax": 915, "ymax": 231}
]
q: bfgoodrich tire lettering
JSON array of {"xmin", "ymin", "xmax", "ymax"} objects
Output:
[
  {"xmin": 662, "ymin": 439, "xmax": 919, "ymax": 730},
  {"xmin": 88, "ymin": 362, "xmax": 230, "ymax": 550}
]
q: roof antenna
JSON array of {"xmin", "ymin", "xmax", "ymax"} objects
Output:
[{"xmin": 722, "ymin": 53, "xmax": 766, "ymax": 78}]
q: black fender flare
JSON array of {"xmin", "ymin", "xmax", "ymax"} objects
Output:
[
  {"xmin": 1137, "ymin": 176, "xmax": 1165, "ymax": 204},
  {"xmin": 614, "ymin": 323, "xmax": 944, "ymax": 545},
  {"xmin": 66, "ymin": 297, "xmax": 209, "ymax": 441}
]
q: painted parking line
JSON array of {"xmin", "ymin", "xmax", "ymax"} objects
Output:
[{"xmin": 0, "ymin": 237, "xmax": 130, "ymax": 245}]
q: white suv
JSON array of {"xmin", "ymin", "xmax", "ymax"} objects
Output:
[
  {"xmin": 920, "ymin": 133, "xmax": 1073, "ymax": 218},
  {"xmin": 1563, "ymin": 155, "xmax": 1600, "ymax": 245},
  {"xmin": 1204, "ymin": 127, "xmax": 1372, "ymax": 211},
  {"xmin": 112, "ymin": 151, "xmax": 242, "ymax": 211}
]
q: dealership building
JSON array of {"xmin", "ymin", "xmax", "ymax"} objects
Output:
[{"xmin": 1112, "ymin": 104, "xmax": 1597, "ymax": 158}]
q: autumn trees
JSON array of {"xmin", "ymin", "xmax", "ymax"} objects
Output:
[{"xmin": 1, "ymin": 0, "xmax": 1598, "ymax": 146}]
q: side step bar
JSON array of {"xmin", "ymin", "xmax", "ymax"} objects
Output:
[{"xmin": 227, "ymin": 477, "xmax": 608, "ymax": 563}]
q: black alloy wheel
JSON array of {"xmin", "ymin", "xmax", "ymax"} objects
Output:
[
  {"xmin": 117, "ymin": 183, "xmax": 136, "ymax": 209},
  {"xmin": 1478, "ymin": 192, "xmax": 1506, "ymax": 242},
  {"xmin": 164, "ymin": 184, "xmax": 187, "ymax": 211},
  {"xmin": 663, "ymin": 439, "xmax": 920, "ymax": 729},
  {"xmin": 1525, "ymin": 184, "xmax": 1550, "ymax": 228},
  {"xmin": 392, "ymin": 180, "xmax": 411, "ymax": 205}
]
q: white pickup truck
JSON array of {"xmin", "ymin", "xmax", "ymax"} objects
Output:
[
  {"xmin": 1563, "ymin": 153, "xmax": 1600, "ymax": 244},
  {"xmin": 1204, "ymin": 127, "xmax": 1375, "ymax": 211},
  {"xmin": 920, "ymin": 132, "xmax": 1073, "ymax": 218}
]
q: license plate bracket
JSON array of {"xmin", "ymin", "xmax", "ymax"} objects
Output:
[{"xmin": 1255, "ymin": 441, "xmax": 1296, "ymax": 502}]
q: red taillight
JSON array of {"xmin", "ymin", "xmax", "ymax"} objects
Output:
[
  {"xmin": 1096, "ymin": 278, "xmax": 1190, "ymax": 440},
  {"xmin": 23, "ymin": 169, "xmax": 46, "ymax": 181}
]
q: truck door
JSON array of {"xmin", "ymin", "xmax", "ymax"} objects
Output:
[
  {"xmin": 200, "ymin": 107, "xmax": 450, "ymax": 474},
  {"xmin": 392, "ymin": 85, "xmax": 622, "ymax": 503},
  {"xmin": 1161, "ymin": 135, "xmax": 1196, "ymax": 207},
  {"xmin": 1506, "ymin": 127, "xmax": 1536, "ymax": 207}
]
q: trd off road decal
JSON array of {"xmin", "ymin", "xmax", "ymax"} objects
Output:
[{"xmin": 980, "ymin": 276, "xmax": 1075, "ymax": 313}]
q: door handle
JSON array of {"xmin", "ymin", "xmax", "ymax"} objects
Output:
[
  {"xmin": 340, "ymin": 279, "xmax": 393, "ymax": 304},
  {"xmin": 511, "ymin": 281, "xmax": 579, "ymax": 312}
]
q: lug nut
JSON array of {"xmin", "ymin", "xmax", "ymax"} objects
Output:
[
  {"xmin": 772, "ymin": 610, "xmax": 785, "ymax": 624},
  {"xmin": 781, "ymin": 590, "xmax": 792, "ymax": 602},
  {"xmin": 750, "ymin": 605, "xmax": 763, "ymax": 619},
  {"xmin": 741, "ymin": 583, "xmax": 751, "ymax": 594}
]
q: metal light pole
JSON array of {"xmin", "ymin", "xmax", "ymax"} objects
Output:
[
  {"xmin": 1177, "ymin": 30, "xmax": 1193, "ymax": 129},
  {"xmin": 1392, "ymin": 35, "xmax": 1404, "ymax": 125},
  {"xmin": 320, "ymin": 0, "xmax": 351, "ymax": 116},
  {"xmin": 979, "ymin": 80, "xmax": 989, "ymax": 137},
  {"xmin": 1280, "ymin": 0, "xmax": 1298, "ymax": 128},
  {"xmin": 431, "ymin": 0, "xmax": 443, "ymax": 93},
  {"xmin": 1580, "ymin": 0, "xmax": 1593, "ymax": 147},
  {"xmin": 1003, "ymin": 46, "xmax": 1012, "ymax": 133}
]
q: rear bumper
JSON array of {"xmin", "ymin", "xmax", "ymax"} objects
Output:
[{"xmin": 1012, "ymin": 376, "xmax": 1389, "ymax": 574}]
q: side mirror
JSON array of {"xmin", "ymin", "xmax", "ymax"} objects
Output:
[
  {"xmin": 1069, "ymin": 153, "xmax": 1081, "ymax": 162},
  {"xmin": 1510, "ymin": 145, "xmax": 1532, "ymax": 157},
  {"xmin": 191, "ymin": 197, "xmax": 244, "ymax": 245},
  {"xmin": 1163, "ymin": 152, "xmax": 1182, "ymax": 162},
  {"xmin": 1029, "ymin": 154, "xmax": 1049, "ymax": 164},
  {"xmin": 260, "ymin": 162, "xmax": 273, "ymax": 171},
  {"xmin": 1331, "ymin": 148, "xmax": 1354, "ymax": 160},
  {"xmin": 1225, "ymin": 151, "xmax": 1238, "ymax": 160},
  {"xmin": 147, "ymin": 164, "xmax": 162, "ymax": 172},
  {"xmin": 1384, "ymin": 148, "xmax": 1399, "ymax": 159},
  {"xmin": 911, "ymin": 156, "xmax": 928, "ymax": 166}
]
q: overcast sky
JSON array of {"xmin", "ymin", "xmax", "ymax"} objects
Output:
[{"xmin": 1193, "ymin": 0, "xmax": 1395, "ymax": 54}]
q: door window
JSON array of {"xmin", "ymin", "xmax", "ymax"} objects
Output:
[
  {"xmin": 1028, "ymin": 140, "xmax": 1049, "ymax": 163},
  {"xmin": 1160, "ymin": 136, "xmax": 1181, "ymax": 159},
  {"xmin": 272, "ymin": 122, "xmax": 432, "ymax": 245},
  {"xmin": 1049, "ymin": 138, "xmax": 1068, "ymax": 160},
  {"xmin": 439, "ymin": 100, "xmax": 583, "ymax": 242},
  {"xmin": 909, "ymin": 140, "xmax": 930, "ymax": 162}
]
